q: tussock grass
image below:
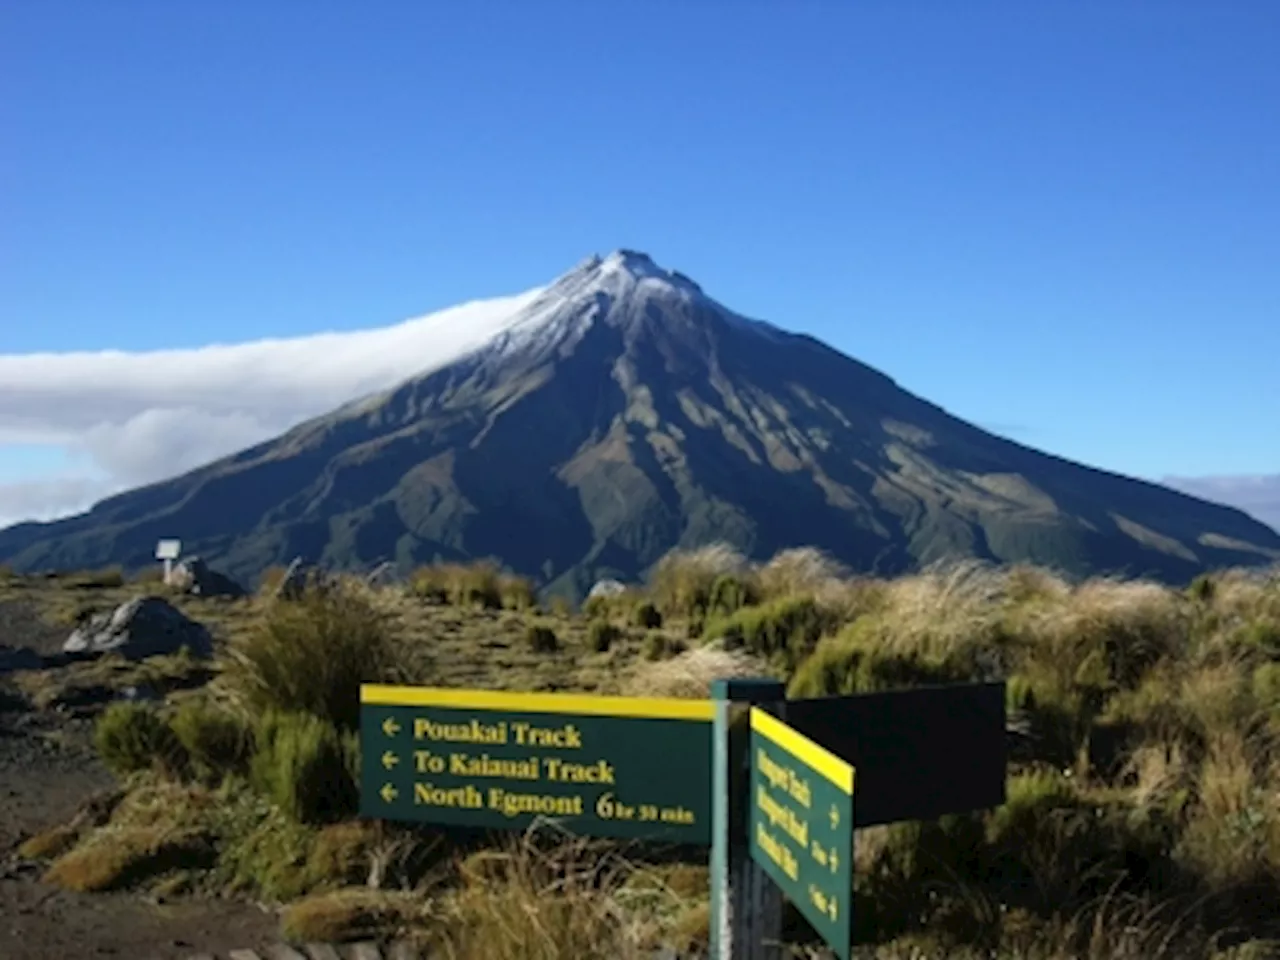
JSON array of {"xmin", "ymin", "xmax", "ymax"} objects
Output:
[
  {"xmin": 14, "ymin": 647, "xmax": 211, "ymax": 711},
  {"xmin": 648, "ymin": 543, "xmax": 749, "ymax": 617},
  {"xmin": 755, "ymin": 546, "xmax": 849, "ymax": 599},
  {"xmin": 222, "ymin": 580, "xmax": 399, "ymax": 730},
  {"xmin": 422, "ymin": 833, "xmax": 700, "ymax": 960},
  {"xmin": 42, "ymin": 777, "xmax": 218, "ymax": 892},
  {"xmin": 281, "ymin": 887, "xmax": 422, "ymax": 943},
  {"xmin": 22, "ymin": 553, "xmax": 1280, "ymax": 954},
  {"xmin": 622, "ymin": 646, "xmax": 775, "ymax": 699},
  {"xmin": 44, "ymin": 826, "xmax": 213, "ymax": 892},
  {"xmin": 408, "ymin": 560, "xmax": 536, "ymax": 611}
]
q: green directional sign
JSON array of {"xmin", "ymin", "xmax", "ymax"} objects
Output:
[
  {"xmin": 748, "ymin": 707, "xmax": 855, "ymax": 960},
  {"xmin": 359, "ymin": 684, "xmax": 714, "ymax": 844}
]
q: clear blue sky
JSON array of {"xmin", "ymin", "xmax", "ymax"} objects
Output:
[{"xmin": 3, "ymin": 1, "xmax": 1277, "ymax": 485}]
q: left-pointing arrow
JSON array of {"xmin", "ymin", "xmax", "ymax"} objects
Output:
[
  {"xmin": 382, "ymin": 717, "xmax": 401, "ymax": 737},
  {"xmin": 382, "ymin": 750, "xmax": 399, "ymax": 770},
  {"xmin": 380, "ymin": 783, "xmax": 398, "ymax": 803}
]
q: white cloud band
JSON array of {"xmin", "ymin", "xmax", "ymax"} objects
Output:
[{"xmin": 0, "ymin": 289, "xmax": 541, "ymax": 526}]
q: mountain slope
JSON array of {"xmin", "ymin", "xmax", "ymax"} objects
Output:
[{"xmin": 3, "ymin": 250, "xmax": 1277, "ymax": 596}]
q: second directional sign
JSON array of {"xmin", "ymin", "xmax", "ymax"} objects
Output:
[
  {"xmin": 748, "ymin": 707, "xmax": 855, "ymax": 960},
  {"xmin": 360, "ymin": 684, "xmax": 715, "ymax": 844}
]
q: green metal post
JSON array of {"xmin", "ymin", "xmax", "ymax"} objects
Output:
[{"xmin": 710, "ymin": 677, "xmax": 786, "ymax": 960}]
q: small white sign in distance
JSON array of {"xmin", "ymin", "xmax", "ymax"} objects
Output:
[{"xmin": 155, "ymin": 539, "xmax": 182, "ymax": 561}]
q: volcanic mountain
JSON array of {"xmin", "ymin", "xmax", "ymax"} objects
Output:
[{"xmin": 2, "ymin": 250, "xmax": 1277, "ymax": 596}]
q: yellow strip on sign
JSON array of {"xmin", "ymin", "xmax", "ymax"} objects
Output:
[
  {"xmin": 360, "ymin": 684, "xmax": 715, "ymax": 722},
  {"xmin": 750, "ymin": 707, "xmax": 856, "ymax": 794}
]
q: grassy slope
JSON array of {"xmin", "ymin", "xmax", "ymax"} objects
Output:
[{"xmin": 3, "ymin": 554, "xmax": 1280, "ymax": 959}]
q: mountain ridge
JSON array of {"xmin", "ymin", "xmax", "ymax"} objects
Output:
[{"xmin": 3, "ymin": 250, "xmax": 1277, "ymax": 596}]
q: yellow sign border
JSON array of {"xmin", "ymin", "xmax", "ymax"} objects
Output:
[
  {"xmin": 360, "ymin": 684, "xmax": 715, "ymax": 722},
  {"xmin": 750, "ymin": 707, "xmax": 856, "ymax": 794}
]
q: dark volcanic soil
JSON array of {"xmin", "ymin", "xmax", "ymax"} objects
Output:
[{"xmin": 0, "ymin": 598, "xmax": 279, "ymax": 960}]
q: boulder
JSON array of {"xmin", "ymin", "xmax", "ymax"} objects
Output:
[
  {"xmin": 63, "ymin": 596, "xmax": 213, "ymax": 660},
  {"xmin": 587, "ymin": 578, "xmax": 628, "ymax": 599},
  {"xmin": 169, "ymin": 556, "xmax": 246, "ymax": 598}
]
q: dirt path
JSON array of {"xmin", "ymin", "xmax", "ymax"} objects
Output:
[{"xmin": 0, "ymin": 598, "xmax": 280, "ymax": 960}]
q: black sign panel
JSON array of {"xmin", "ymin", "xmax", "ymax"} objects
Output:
[{"xmin": 786, "ymin": 682, "xmax": 1006, "ymax": 827}]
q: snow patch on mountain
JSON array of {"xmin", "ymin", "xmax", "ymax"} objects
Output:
[{"xmin": 444, "ymin": 249, "xmax": 786, "ymax": 372}]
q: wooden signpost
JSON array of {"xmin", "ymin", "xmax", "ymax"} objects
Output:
[{"xmin": 359, "ymin": 679, "xmax": 1007, "ymax": 959}]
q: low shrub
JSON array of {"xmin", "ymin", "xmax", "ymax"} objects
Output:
[
  {"xmin": 787, "ymin": 634, "xmax": 976, "ymax": 700},
  {"xmin": 642, "ymin": 632, "xmax": 686, "ymax": 661},
  {"xmin": 215, "ymin": 794, "xmax": 387, "ymax": 902},
  {"xmin": 982, "ymin": 769, "xmax": 1180, "ymax": 911},
  {"xmin": 93, "ymin": 702, "xmax": 189, "ymax": 779},
  {"xmin": 170, "ymin": 699, "xmax": 252, "ymax": 782},
  {"xmin": 525, "ymin": 623, "xmax": 559, "ymax": 654},
  {"xmin": 250, "ymin": 711, "xmax": 359, "ymax": 824},
  {"xmin": 705, "ymin": 594, "xmax": 840, "ymax": 672},
  {"xmin": 498, "ymin": 574, "xmax": 538, "ymax": 611},
  {"xmin": 706, "ymin": 573, "xmax": 758, "ymax": 616},
  {"xmin": 588, "ymin": 620, "xmax": 620, "ymax": 653},
  {"xmin": 1254, "ymin": 662, "xmax": 1280, "ymax": 712},
  {"xmin": 632, "ymin": 600, "xmax": 663, "ymax": 629},
  {"xmin": 1189, "ymin": 573, "xmax": 1218, "ymax": 604},
  {"xmin": 452, "ymin": 561, "xmax": 503, "ymax": 609}
]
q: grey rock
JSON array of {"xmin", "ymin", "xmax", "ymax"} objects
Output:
[
  {"xmin": 587, "ymin": 578, "xmax": 628, "ymax": 599},
  {"xmin": 63, "ymin": 596, "xmax": 213, "ymax": 660},
  {"xmin": 169, "ymin": 555, "xmax": 246, "ymax": 598}
]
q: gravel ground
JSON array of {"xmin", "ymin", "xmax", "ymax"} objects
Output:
[{"xmin": 0, "ymin": 598, "xmax": 280, "ymax": 960}]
